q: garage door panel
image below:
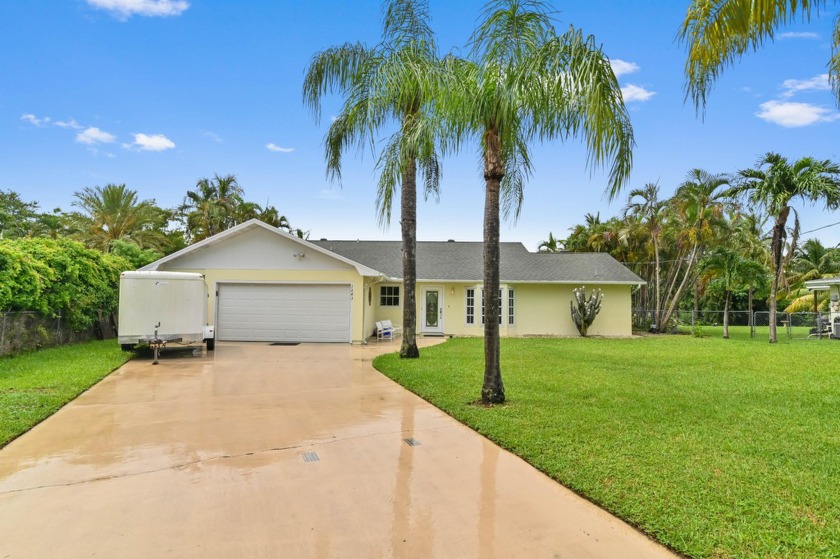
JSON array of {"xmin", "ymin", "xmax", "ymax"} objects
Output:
[{"xmin": 217, "ymin": 284, "xmax": 352, "ymax": 342}]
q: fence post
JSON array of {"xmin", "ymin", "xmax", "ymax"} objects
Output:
[
  {"xmin": 786, "ymin": 312, "xmax": 792, "ymax": 339},
  {"xmin": 690, "ymin": 309, "xmax": 695, "ymax": 335},
  {"xmin": 57, "ymin": 313, "xmax": 62, "ymax": 344},
  {"xmin": 1, "ymin": 312, "xmax": 6, "ymax": 353}
]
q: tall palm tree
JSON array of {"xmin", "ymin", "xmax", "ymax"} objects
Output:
[
  {"xmin": 442, "ymin": 0, "xmax": 634, "ymax": 403},
  {"xmin": 680, "ymin": 0, "xmax": 840, "ymax": 111},
  {"xmin": 624, "ymin": 183, "xmax": 666, "ymax": 327},
  {"xmin": 658, "ymin": 169, "xmax": 731, "ymax": 330},
  {"xmin": 698, "ymin": 246, "xmax": 767, "ymax": 338},
  {"xmin": 66, "ymin": 184, "xmax": 168, "ymax": 252},
  {"xmin": 181, "ymin": 174, "xmax": 245, "ymax": 241},
  {"xmin": 730, "ymin": 152, "xmax": 840, "ymax": 342},
  {"xmin": 303, "ymin": 0, "xmax": 442, "ymax": 359}
]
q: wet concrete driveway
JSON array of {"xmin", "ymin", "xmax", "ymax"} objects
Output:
[{"xmin": 0, "ymin": 341, "xmax": 677, "ymax": 558}]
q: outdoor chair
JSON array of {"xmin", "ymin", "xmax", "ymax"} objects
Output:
[
  {"xmin": 375, "ymin": 320, "xmax": 402, "ymax": 342},
  {"xmin": 382, "ymin": 320, "xmax": 402, "ymax": 338}
]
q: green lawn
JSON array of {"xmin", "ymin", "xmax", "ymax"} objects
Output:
[
  {"xmin": 374, "ymin": 336, "xmax": 840, "ymax": 559},
  {"xmin": 0, "ymin": 340, "xmax": 132, "ymax": 448}
]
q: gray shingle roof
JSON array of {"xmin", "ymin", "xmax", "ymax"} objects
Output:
[{"xmin": 310, "ymin": 240, "xmax": 643, "ymax": 284}]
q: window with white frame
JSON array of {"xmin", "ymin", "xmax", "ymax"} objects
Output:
[
  {"xmin": 480, "ymin": 288, "xmax": 503, "ymax": 325},
  {"xmin": 466, "ymin": 288, "xmax": 475, "ymax": 324},
  {"xmin": 380, "ymin": 285, "xmax": 400, "ymax": 306},
  {"xmin": 508, "ymin": 288, "xmax": 515, "ymax": 325}
]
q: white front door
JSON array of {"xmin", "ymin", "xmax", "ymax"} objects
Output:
[{"xmin": 421, "ymin": 286, "xmax": 444, "ymax": 334}]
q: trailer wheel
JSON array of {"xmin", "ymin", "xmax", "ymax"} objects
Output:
[
  {"xmin": 121, "ymin": 344, "xmax": 135, "ymax": 352},
  {"xmin": 205, "ymin": 338, "xmax": 215, "ymax": 351}
]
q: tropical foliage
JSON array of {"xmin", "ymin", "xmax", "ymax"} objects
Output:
[
  {"xmin": 0, "ymin": 238, "xmax": 129, "ymax": 330},
  {"xmin": 680, "ymin": 0, "xmax": 840, "ymax": 111}
]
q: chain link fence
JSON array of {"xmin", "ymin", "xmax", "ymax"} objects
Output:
[
  {"xmin": 632, "ymin": 309, "xmax": 839, "ymax": 340},
  {"xmin": 0, "ymin": 311, "xmax": 117, "ymax": 357}
]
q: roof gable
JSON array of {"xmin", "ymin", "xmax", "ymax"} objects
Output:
[{"xmin": 140, "ymin": 220, "xmax": 380, "ymax": 275}]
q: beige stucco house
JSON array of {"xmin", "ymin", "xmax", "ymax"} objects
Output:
[{"xmin": 140, "ymin": 219, "xmax": 643, "ymax": 343}]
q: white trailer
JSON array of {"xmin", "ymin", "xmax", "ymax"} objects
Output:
[{"xmin": 118, "ymin": 271, "xmax": 215, "ymax": 353}]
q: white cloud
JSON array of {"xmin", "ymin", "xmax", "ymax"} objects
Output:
[
  {"xmin": 54, "ymin": 118, "xmax": 83, "ymax": 129},
  {"xmin": 756, "ymin": 100, "xmax": 840, "ymax": 127},
  {"xmin": 20, "ymin": 113, "xmax": 50, "ymax": 127},
  {"xmin": 204, "ymin": 131, "xmax": 223, "ymax": 143},
  {"xmin": 85, "ymin": 0, "xmax": 189, "ymax": 19},
  {"xmin": 621, "ymin": 84, "xmax": 656, "ymax": 103},
  {"xmin": 76, "ymin": 126, "xmax": 116, "ymax": 144},
  {"xmin": 781, "ymin": 73, "xmax": 831, "ymax": 97},
  {"xmin": 127, "ymin": 133, "xmax": 176, "ymax": 151},
  {"xmin": 611, "ymin": 59, "xmax": 639, "ymax": 78},
  {"xmin": 266, "ymin": 143, "xmax": 294, "ymax": 153},
  {"xmin": 778, "ymin": 31, "xmax": 819, "ymax": 40}
]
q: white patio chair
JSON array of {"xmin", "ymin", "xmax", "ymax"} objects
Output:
[
  {"xmin": 376, "ymin": 321, "xmax": 394, "ymax": 342},
  {"xmin": 382, "ymin": 320, "xmax": 402, "ymax": 338}
]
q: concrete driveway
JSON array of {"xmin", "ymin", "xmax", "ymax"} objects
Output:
[{"xmin": 0, "ymin": 341, "xmax": 677, "ymax": 558}]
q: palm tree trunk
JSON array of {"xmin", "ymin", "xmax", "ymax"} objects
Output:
[
  {"xmin": 748, "ymin": 282, "xmax": 754, "ymax": 335},
  {"xmin": 723, "ymin": 290, "xmax": 730, "ymax": 339},
  {"xmin": 661, "ymin": 243, "xmax": 700, "ymax": 330},
  {"xmin": 769, "ymin": 208, "xmax": 790, "ymax": 343},
  {"xmin": 653, "ymin": 235, "xmax": 661, "ymax": 330},
  {"xmin": 481, "ymin": 131, "xmax": 505, "ymax": 405},
  {"xmin": 400, "ymin": 158, "xmax": 420, "ymax": 358}
]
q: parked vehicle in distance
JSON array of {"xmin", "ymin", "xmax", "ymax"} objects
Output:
[{"xmin": 118, "ymin": 271, "xmax": 215, "ymax": 352}]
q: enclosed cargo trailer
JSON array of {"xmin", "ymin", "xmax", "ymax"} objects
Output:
[{"xmin": 118, "ymin": 271, "xmax": 215, "ymax": 352}]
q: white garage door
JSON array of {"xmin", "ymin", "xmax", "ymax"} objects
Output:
[{"xmin": 217, "ymin": 284, "xmax": 352, "ymax": 342}]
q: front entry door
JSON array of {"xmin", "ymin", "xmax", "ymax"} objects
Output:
[{"xmin": 421, "ymin": 287, "xmax": 444, "ymax": 334}]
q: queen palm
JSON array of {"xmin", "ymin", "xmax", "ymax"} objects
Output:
[
  {"xmin": 442, "ymin": 0, "xmax": 634, "ymax": 403},
  {"xmin": 730, "ymin": 152, "xmax": 840, "ymax": 342},
  {"xmin": 680, "ymin": 0, "xmax": 840, "ymax": 110},
  {"xmin": 66, "ymin": 184, "xmax": 168, "ymax": 252},
  {"xmin": 303, "ymin": 0, "xmax": 441, "ymax": 359}
]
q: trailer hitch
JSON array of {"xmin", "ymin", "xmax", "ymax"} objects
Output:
[{"xmin": 149, "ymin": 322, "xmax": 164, "ymax": 365}]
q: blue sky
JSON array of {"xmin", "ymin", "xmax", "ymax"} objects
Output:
[{"xmin": 3, "ymin": 0, "xmax": 840, "ymax": 250}]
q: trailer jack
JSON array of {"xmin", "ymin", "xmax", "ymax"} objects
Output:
[{"xmin": 149, "ymin": 322, "xmax": 165, "ymax": 365}]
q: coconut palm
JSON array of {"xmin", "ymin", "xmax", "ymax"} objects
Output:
[
  {"xmin": 730, "ymin": 152, "xmax": 840, "ymax": 342},
  {"xmin": 66, "ymin": 184, "xmax": 168, "ymax": 252},
  {"xmin": 699, "ymin": 246, "xmax": 767, "ymax": 338},
  {"xmin": 303, "ymin": 0, "xmax": 442, "ymax": 359},
  {"xmin": 441, "ymin": 0, "xmax": 634, "ymax": 403},
  {"xmin": 680, "ymin": 0, "xmax": 840, "ymax": 111}
]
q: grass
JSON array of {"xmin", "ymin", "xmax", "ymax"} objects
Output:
[
  {"xmin": 374, "ymin": 336, "xmax": 840, "ymax": 559},
  {"xmin": 0, "ymin": 340, "xmax": 132, "ymax": 448},
  {"xmin": 678, "ymin": 324, "xmax": 820, "ymax": 341}
]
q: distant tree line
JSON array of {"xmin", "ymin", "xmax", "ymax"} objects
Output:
[
  {"xmin": 0, "ymin": 174, "xmax": 306, "ymax": 330},
  {"xmin": 541, "ymin": 154, "xmax": 840, "ymax": 341}
]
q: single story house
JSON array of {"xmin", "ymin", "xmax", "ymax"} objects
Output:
[{"xmin": 139, "ymin": 219, "xmax": 643, "ymax": 343}]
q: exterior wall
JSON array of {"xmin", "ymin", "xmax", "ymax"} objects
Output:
[
  {"xmin": 372, "ymin": 281, "xmax": 634, "ymax": 338},
  {"xmin": 158, "ymin": 266, "xmax": 369, "ymax": 343}
]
